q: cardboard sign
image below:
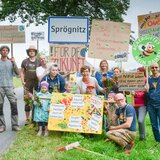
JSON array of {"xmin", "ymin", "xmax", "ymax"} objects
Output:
[
  {"xmin": 49, "ymin": 44, "xmax": 86, "ymax": 72},
  {"xmin": 114, "ymin": 52, "xmax": 128, "ymax": 62},
  {"xmin": 138, "ymin": 12, "xmax": 160, "ymax": 38},
  {"xmin": 48, "ymin": 93, "xmax": 104, "ymax": 134},
  {"xmin": 132, "ymin": 35, "xmax": 160, "ymax": 66},
  {"xmin": 0, "ymin": 25, "xmax": 25, "ymax": 43},
  {"xmin": 31, "ymin": 32, "xmax": 44, "ymax": 41},
  {"xmin": 118, "ymin": 72, "xmax": 145, "ymax": 91},
  {"xmin": 48, "ymin": 16, "xmax": 89, "ymax": 44},
  {"xmin": 88, "ymin": 19, "xmax": 131, "ymax": 60}
]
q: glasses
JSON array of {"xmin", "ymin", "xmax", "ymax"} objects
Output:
[
  {"xmin": 115, "ymin": 98, "xmax": 124, "ymax": 102},
  {"xmin": 151, "ymin": 66, "xmax": 158, "ymax": 69}
]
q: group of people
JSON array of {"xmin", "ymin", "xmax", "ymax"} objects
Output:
[{"xmin": 0, "ymin": 45, "xmax": 160, "ymax": 154}]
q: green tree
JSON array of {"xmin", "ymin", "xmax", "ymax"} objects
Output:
[{"xmin": 0, "ymin": 0, "xmax": 130, "ymax": 26}]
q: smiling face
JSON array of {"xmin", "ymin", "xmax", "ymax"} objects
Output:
[
  {"xmin": 50, "ymin": 65, "xmax": 58, "ymax": 78},
  {"xmin": 115, "ymin": 93, "xmax": 126, "ymax": 108},
  {"xmin": 41, "ymin": 85, "xmax": 48, "ymax": 93},
  {"xmin": 100, "ymin": 60, "xmax": 108, "ymax": 72},
  {"xmin": 150, "ymin": 63, "xmax": 159, "ymax": 75}
]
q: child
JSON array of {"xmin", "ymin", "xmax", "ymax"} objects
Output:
[
  {"xmin": 34, "ymin": 81, "xmax": 51, "ymax": 136},
  {"xmin": 64, "ymin": 81, "xmax": 74, "ymax": 93},
  {"xmin": 86, "ymin": 82, "xmax": 95, "ymax": 95},
  {"xmin": 104, "ymin": 92, "xmax": 118, "ymax": 132}
]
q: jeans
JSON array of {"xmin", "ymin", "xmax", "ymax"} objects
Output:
[
  {"xmin": 147, "ymin": 104, "xmax": 160, "ymax": 142},
  {"xmin": 134, "ymin": 106, "xmax": 147, "ymax": 140}
]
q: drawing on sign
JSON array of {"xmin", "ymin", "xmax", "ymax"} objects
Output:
[
  {"xmin": 48, "ymin": 93, "xmax": 104, "ymax": 134},
  {"xmin": 132, "ymin": 35, "xmax": 160, "ymax": 66},
  {"xmin": 114, "ymin": 52, "xmax": 128, "ymax": 62}
]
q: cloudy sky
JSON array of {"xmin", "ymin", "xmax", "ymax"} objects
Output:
[{"xmin": 0, "ymin": 0, "xmax": 160, "ymax": 69}]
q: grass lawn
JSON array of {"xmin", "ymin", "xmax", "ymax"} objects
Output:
[
  {"xmin": 0, "ymin": 115, "xmax": 160, "ymax": 160},
  {"xmin": 13, "ymin": 77, "xmax": 22, "ymax": 88}
]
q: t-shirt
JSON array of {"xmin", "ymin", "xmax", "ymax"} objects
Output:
[
  {"xmin": 115, "ymin": 104, "xmax": 136, "ymax": 131},
  {"xmin": 0, "ymin": 59, "xmax": 15, "ymax": 87},
  {"xmin": 21, "ymin": 58, "xmax": 40, "ymax": 81}
]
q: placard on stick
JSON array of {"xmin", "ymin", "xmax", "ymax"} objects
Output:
[
  {"xmin": 48, "ymin": 93, "xmax": 104, "ymax": 134},
  {"xmin": 118, "ymin": 72, "xmax": 145, "ymax": 91}
]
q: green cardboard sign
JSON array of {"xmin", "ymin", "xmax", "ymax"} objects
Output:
[{"xmin": 132, "ymin": 35, "xmax": 160, "ymax": 66}]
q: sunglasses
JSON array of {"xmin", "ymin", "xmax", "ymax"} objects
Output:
[{"xmin": 151, "ymin": 66, "xmax": 158, "ymax": 69}]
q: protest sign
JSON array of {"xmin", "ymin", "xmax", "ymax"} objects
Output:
[
  {"xmin": 138, "ymin": 12, "xmax": 160, "ymax": 38},
  {"xmin": 118, "ymin": 72, "xmax": 145, "ymax": 91},
  {"xmin": 88, "ymin": 19, "xmax": 131, "ymax": 60},
  {"xmin": 48, "ymin": 93, "xmax": 104, "ymax": 134},
  {"xmin": 0, "ymin": 25, "xmax": 25, "ymax": 43},
  {"xmin": 49, "ymin": 44, "xmax": 86, "ymax": 72},
  {"xmin": 31, "ymin": 32, "xmax": 44, "ymax": 41},
  {"xmin": 132, "ymin": 35, "xmax": 160, "ymax": 66}
]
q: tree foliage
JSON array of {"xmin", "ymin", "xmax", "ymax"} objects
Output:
[{"xmin": 0, "ymin": 0, "xmax": 130, "ymax": 26}]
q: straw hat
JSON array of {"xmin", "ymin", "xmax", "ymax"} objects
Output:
[{"xmin": 26, "ymin": 45, "xmax": 37, "ymax": 55}]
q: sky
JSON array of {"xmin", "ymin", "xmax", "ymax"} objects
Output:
[{"xmin": 0, "ymin": 0, "xmax": 160, "ymax": 70}]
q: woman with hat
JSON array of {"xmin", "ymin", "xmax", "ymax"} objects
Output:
[{"xmin": 20, "ymin": 45, "xmax": 40, "ymax": 125}]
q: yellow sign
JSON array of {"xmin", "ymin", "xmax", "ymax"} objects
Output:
[
  {"xmin": 48, "ymin": 93, "xmax": 104, "ymax": 134},
  {"xmin": 138, "ymin": 12, "xmax": 160, "ymax": 38}
]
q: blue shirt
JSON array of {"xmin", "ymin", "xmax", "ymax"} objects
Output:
[
  {"xmin": 116, "ymin": 104, "xmax": 136, "ymax": 131},
  {"xmin": 40, "ymin": 73, "xmax": 65, "ymax": 93},
  {"xmin": 148, "ymin": 75, "xmax": 160, "ymax": 107}
]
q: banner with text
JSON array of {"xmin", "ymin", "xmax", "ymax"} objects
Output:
[
  {"xmin": 88, "ymin": 20, "xmax": 131, "ymax": 60},
  {"xmin": 0, "ymin": 25, "xmax": 25, "ymax": 43},
  {"xmin": 118, "ymin": 72, "xmax": 145, "ymax": 91},
  {"xmin": 138, "ymin": 12, "xmax": 160, "ymax": 38},
  {"xmin": 49, "ymin": 44, "xmax": 86, "ymax": 72},
  {"xmin": 48, "ymin": 93, "xmax": 104, "ymax": 134}
]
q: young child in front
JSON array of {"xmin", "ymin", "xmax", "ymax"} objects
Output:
[
  {"xmin": 86, "ymin": 82, "xmax": 95, "ymax": 95},
  {"xmin": 64, "ymin": 81, "xmax": 74, "ymax": 93},
  {"xmin": 34, "ymin": 81, "xmax": 51, "ymax": 136}
]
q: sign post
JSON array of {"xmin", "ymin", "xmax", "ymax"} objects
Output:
[{"xmin": 31, "ymin": 32, "xmax": 45, "ymax": 52}]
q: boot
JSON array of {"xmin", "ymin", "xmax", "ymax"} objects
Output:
[
  {"xmin": 10, "ymin": 102, "xmax": 19, "ymax": 127},
  {"xmin": 0, "ymin": 103, "xmax": 6, "ymax": 129},
  {"xmin": 37, "ymin": 126, "xmax": 42, "ymax": 136}
]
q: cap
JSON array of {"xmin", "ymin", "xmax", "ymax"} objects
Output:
[
  {"xmin": 86, "ymin": 82, "xmax": 95, "ymax": 88},
  {"xmin": 40, "ymin": 81, "xmax": 49, "ymax": 88}
]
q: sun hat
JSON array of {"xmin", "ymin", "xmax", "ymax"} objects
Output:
[{"xmin": 26, "ymin": 45, "xmax": 37, "ymax": 55}]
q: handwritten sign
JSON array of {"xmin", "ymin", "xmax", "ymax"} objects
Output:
[
  {"xmin": 48, "ymin": 93, "xmax": 104, "ymax": 134},
  {"xmin": 49, "ymin": 44, "xmax": 86, "ymax": 72},
  {"xmin": 114, "ymin": 52, "xmax": 128, "ymax": 62},
  {"xmin": 138, "ymin": 12, "xmax": 160, "ymax": 38},
  {"xmin": 88, "ymin": 19, "xmax": 131, "ymax": 60},
  {"xmin": 31, "ymin": 32, "xmax": 44, "ymax": 41},
  {"xmin": 118, "ymin": 72, "xmax": 145, "ymax": 91},
  {"xmin": 0, "ymin": 25, "xmax": 25, "ymax": 43}
]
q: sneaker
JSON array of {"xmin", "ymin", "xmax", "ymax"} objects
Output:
[
  {"xmin": 0, "ymin": 127, "xmax": 6, "ymax": 133},
  {"xmin": 25, "ymin": 119, "xmax": 30, "ymax": 126},
  {"xmin": 37, "ymin": 130, "xmax": 42, "ymax": 136},
  {"xmin": 44, "ymin": 130, "xmax": 49, "ymax": 137},
  {"xmin": 12, "ymin": 126, "xmax": 21, "ymax": 131}
]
